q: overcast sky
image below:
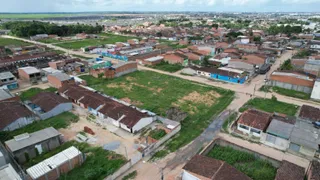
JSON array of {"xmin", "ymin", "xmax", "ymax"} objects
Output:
[{"xmin": 0, "ymin": 0, "xmax": 320, "ymax": 12}]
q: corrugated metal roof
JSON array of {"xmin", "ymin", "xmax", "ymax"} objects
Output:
[
  {"xmin": 26, "ymin": 146, "xmax": 81, "ymax": 179},
  {"xmin": 0, "ymin": 72, "xmax": 15, "ymax": 80},
  {"xmin": 19, "ymin": 67, "xmax": 40, "ymax": 75},
  {"xmin": 0, "ymin": 163, "xmax": 22, "ymax": 180}
]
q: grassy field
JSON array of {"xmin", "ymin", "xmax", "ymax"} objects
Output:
[
  {"xmin": 0, "ymin": 112, "xmax": 79, "ymax": 142},
  {"xmin": 148, "ymin": 61, "xmax": 184, "ymax": 73},
  {"xmin": 56, "ymin": 33, "xmax": 139, "ymax": 49},
  {"xmin": 272, "ymin": 86, "xmax": 310, "ymax": 100},
  {"xmin": 239, "ymin": 98, "xmax": 299, "ymax": 116},
  {"xmin": 0, "ymin": 13, "xmax": 84, "ymax": 19},
  {"xmin": 80, "ymin": 71, "xmax": 234, "ymax": 152},
  {"xmin": 0, "ymin": 37, "xmax": 31, "ymax": 46},
  {"xmin": 23, "ymin": 140, "xmax": 126, "ymax": 180},
  {"xmin": 207, "ymin": 145, "xmax": 277, "ymax": 180},
  {"xmin": 37, "ymin": 38, "xmax": 61, "ymax": 44},
  {"xmin": 20, "ymin": 87, "xmax": 57, "ymax": 101}
]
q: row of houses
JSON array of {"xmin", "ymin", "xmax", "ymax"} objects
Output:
[
  {"xmin": 236, "ymin": 105, "xmax": 320, "ymax": 158},
  {"xmin": 59, "ymin": 85, "xmax": 154, "ymax": 133}
]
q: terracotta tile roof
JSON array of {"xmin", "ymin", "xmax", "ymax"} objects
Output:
[
  {"xmin": 238, "ymin": 109, "xmax": 272, "ymax": 130},
  {"xmin": 291, "ymin": 59, "xmax": 308, "ymax": 66},
  {"xmin": 30, "ymin": 92, "xmax": 70, "ymax": 112},
  {"xmin": 299, "ymin": 105, "xmax": 320, "ymax": 122},
  {"xmin": 270, "ymin": 71, "xmax": 315, "ymax": 88},
  {"xmin": 224, "ymin": 48, "xmax": 239, "ymax": 53},
  {"xmin": 183, "ymin": 155, "xmax": 251, "ymax": 180},
  {"xmin": 309, "ymin": 160, "xmax": 320, "ymax": 180},
  {"xmin": 242, "ymin": 54, "xmax": 266, "ymax": 65},
  {"xmin": 0, "ymin": 101, "xmax": 33, "ymax": 130},
  {"xmin": 275, "ymin": 160, "xmax": 305, "ymax": 180}
]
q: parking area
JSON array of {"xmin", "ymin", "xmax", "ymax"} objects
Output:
[{"xmin": 58, "ymin": 106, "xmax": 141, "ymax": 159}]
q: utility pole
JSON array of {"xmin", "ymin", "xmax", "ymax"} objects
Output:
[{"xmin": 160, "ymin": 167, "xmax": 164, "ymax": 180}]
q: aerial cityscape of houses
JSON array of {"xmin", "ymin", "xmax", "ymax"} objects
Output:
[{"xmin": 0, "ymin": 11, "xmax": 320, "ymax": 180}]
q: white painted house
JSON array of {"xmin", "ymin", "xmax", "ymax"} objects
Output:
[{"xmin": 237, "ymin": 109, "xmax": 272, "ymax": 138}]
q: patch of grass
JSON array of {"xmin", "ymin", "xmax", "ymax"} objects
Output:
[
  {"xmin": 149, "ymin": 129, "xmax": 167, "ymax": 140},
  {"xmin": 272, "ymin": 86, "xmax": 310, "ymax": 100},
  {"xmin": 259, "ymin": 85, "xmax": 272, "ymax": 92},
  {"xmin": 122, "ymin": 171, "xmax": 137, "ymax": 180},
  {"xmin": 0, "ymin": 37, "xmax": 31, "ymax": 46},
  {"xmin": 56, "ymin": 33, "xmax": 139, "ymax": 49},
  {"xmin": 37, "ymin": 38, "xmax": 61, "ymax": 44},
  {"xmin": 149, "ymin": 150, "xmax": 169, "ymax": 161},
  {"xmin": 20, "ymin": 87, "xmax": 57, "ymax": 101},
  {"xmin": 80, "ymin": 71, "xmax": 234, "ymax": 152},
  {"xmin": 222, "ymin": 112, "xmax": 238, "ymax": 132},
  {"xmin": 239, "ymin": 98, "xmax": 299, "ymax": 116},
  {"xmin": 0, "ymin": 112, "xmax": 79, "ymax": 142},
  {"xmin": 207, "ymin": 145, "xmax": 277, "ymax": 180},
  {"xmin": 148, "ymin": 61, "xmax": 184, "ymax": 73}
]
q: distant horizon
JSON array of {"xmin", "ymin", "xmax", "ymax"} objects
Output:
[{"xmin": 1, "ymin": 0, "xmax": 320, "ymax": 13}]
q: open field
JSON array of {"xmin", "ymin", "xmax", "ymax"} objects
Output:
[
  {"xmin": 207, "ymin": 145, "xmax": 277, "ymax": 180},
  {"xmin": 23, "ymin": 140, "xmax": 126, "ymax": 180},
  {"xmin": 239, "ymin": 98, "xmax": 299, "ymax": 116},
  {"xmin": 272, "ymin": 86, "xmax": 310, "ymax": 100},
  {"xmin": 56, "ymin": 33, "xmax": 139, "ymax": 49},
  {"xmin": 19, "ymin": 87, "xmax": 57, "ymax": 101},
  {"xmin": 80, "ymin": 70, "xmax": 234, "ymax": 152},
  {"xmin": 0, "ymin": 37, "xmax": 31, "ymax": 46},
  {"xmin": 148, "ymin": 61, "xmax": 184, "ymax": 73},
  {"xmin": 0, "ymin": 13, "xmax": 85, "ymax": 19},
  {"xmin": 0, "ymin": 112, "xmax": 79, "ymax": 142}
]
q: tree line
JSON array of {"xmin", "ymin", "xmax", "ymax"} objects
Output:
[
  {"xmin": 2, "ymin": 21, "xmax": 104, "ymax": 37},
  {"xmin": 267, "ymin": 25, "xmax": 302, "ymax": 36}
]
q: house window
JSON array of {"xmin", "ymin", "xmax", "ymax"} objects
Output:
[
  {"xmin": 239, "ymin": 124, "xmax": 249, "ymax": 130},
  {"xmin": 266, "ymin": 134, "xmax": 276, "ymax": 144},
  {"xmin": 250, "ymin": 128, "xmax": 261, "ymax": 134},
  {"xmin": 289, "ymin": 143, "xmax": 301, "ymax": 152}
]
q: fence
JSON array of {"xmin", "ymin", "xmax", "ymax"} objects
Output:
[{"xmin": 200, "ymin": 138, "xmax": 281, "ymax": 168}]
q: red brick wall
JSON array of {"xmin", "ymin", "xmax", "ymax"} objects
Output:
[
  {"xmin": 115, "ymin": 62, "xmax": 137, "ymax": 74},
  {"xmin": 18, "ymin": 69, "xmax": 30, "ymax": 81},
  {"xmin": 47, "ymin": 75, "xmax": 63, "ymax": 88},
  {"xmin": 164, "ymin": 54, "xmax": 183, "ymax": 64}
]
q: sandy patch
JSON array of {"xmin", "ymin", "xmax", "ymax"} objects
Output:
[
  {"xmin": 121, "ymin": 97, "xmax": 143, "ymax": 106},
  {"xmin": 107, "ymin": 82, "xmax": 132, "ymax": 92},
  {"xmin": 126, "ymin": 77, "xmax": 136, "ymax": 81},
  {"xmin": 176, "ymin": 91, "xmax": 221, "ymax": 106}
]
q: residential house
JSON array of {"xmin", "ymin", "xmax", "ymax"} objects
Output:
[
  {"xmin": 164, "ymin": 53, "xmax": 188, "ymax": 65},
  {"xmin": 0, "ymin": 72, "xmax": 18, "ymax": 90},
  {"xmin": 182, "ymin": 155, "xmax": 251, "ymax": 180},
  {"xmin": 291, "ymin": 59, "xmax": 308, "ymax": 70},
  {"xmin": 242, "ymin": 54, "xmax": 271, "ymax": 67},
  {"xmin": 89, "ymin": 61, "xmax": 138, "ymax": 79},
  {"xmin": 237, "ymin": 109, "xmax": 272, "ymax": 138},
  {"xmin": 210, "ymin": 53, "xmax": 231, "ymax": 66},
  {"xmin": 136, "ymin": 56, "xmax": 164, "ymax": 66},
  {"xmin": 59, "ymin": 85, "xmax": 153, "ymax": 133},
  {"xmin": 30, "ymin": 34, "xmax": 48, "ymax": 41},
  {"xmin": 260, "ymin": 115, "xmax": 295, "ymax": 150},
  {"xmin": 185, "ymin": 52, "xmax": 204, "ymax": 61},
  {"xmin": 310, "ymin": 40, "xmax": 320, "ymax": 52},
  {"xmin": 0, "ymin": 88, "xmax": 20, "ymax": 102},
  {"xmin": 288, "ymin": 120, "xmax": 320, "ymax": 157},
  {"xmin": 120, "ymin": 46, "xmax": 153, "ymax": 56},
  {"xmin": 298, "ymin": 105, "xmax": 320, "ymax": 123},
  {"xmin": 97, "ymin": 99, "xmax": 152, "ymax": 133},
  {"xmin": 26, "ymin": 146, "xmax": 84, "ymax": 180},
  {"xmin": 311, "ymin": 79, "xmax": 320, "ymax": 101},
  {"xmin": 47, "ymin": 72, "xmax": 74, "ymax": 89},
  {"xmin": 307, "ymin": 160, "xmax": 320, "ymax": 180},
  {"xmin": 18, "ymin": 66, "xmax": 42, "ymax": 84},
  {"xmin": 27, "ymin": 92, "xmax": 72, "ymax": 120},
  {"xmin": 227, "ymin": 59, "xmax": 256, "ymax": 76},
  {"xmin": 0, "ymin": 101, "xmax": 34, "ymax": 131},
  {"xmin": 0, "ymin": 164, "xmax": 22, "ymax": 180},
  {"xmin": 192, "ymin": 66, "xmax": 247, "ymax": 84},
  {"xmin": 236, "ymin": 44, "xmax": 259, "ymax": 53},
  {"xmin": 304, "ymin": 60, "xmax": 320, "ymax": 76},
  {"xmin": 275, "ymin": 160, "xmax": 305, "ymax": 180},
  {"xmin": 5, "ymin": 127, "xmax": 62, "ymax": 164},
  {"xmin": 268, "ymin": 71, "xmax": 316, "ymax": 94}
]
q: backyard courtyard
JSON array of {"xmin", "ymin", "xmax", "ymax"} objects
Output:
[{"xmin": 80, "ymin": 70, "xmax": 234, "ymax": 152}]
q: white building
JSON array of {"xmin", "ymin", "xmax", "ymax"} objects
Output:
[{"xmin": 311, "ymin": 79, "xmax": 320, "ymax": 101}]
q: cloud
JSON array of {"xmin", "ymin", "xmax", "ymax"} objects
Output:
[{"xmin": 282, "ymin": 0, "xmax": 320, "ymax": 3}]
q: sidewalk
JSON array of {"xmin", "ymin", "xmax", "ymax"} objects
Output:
[{"xmin": 218, "ymin": 133, "xmax": 310, "ymax": 169}]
